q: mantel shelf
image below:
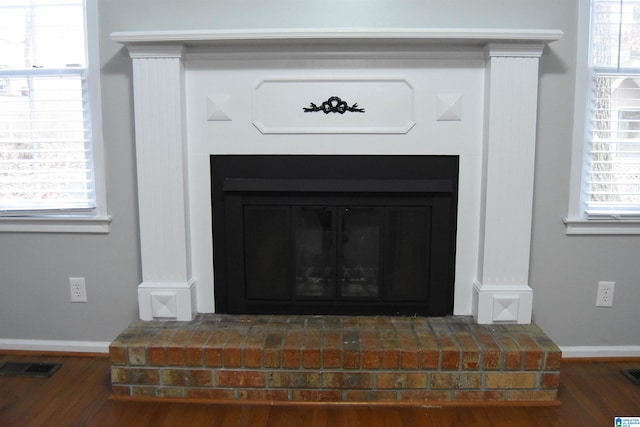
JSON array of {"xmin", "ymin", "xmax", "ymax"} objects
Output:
[{"xmin": 111, "ymin": 27, "xmax": 563, "ymax": 49}]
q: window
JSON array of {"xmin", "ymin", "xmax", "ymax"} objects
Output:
[
  {"xmin": 0, "ymin": 0, "xmax": 108, "ymax": 232},
  {"xmin": 586, "ymin": 0, "xmax": 640, "ymax": 217},
  {"xmin": 567, "ymin": 0, "xmax": 640, "ymax": 233}
]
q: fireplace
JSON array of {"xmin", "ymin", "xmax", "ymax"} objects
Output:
[
  {"xmin": 111, "ymin": 28, "xmax": 562, "ymax": 324},
  {"xmin": 211, "ymin": 155, "xmax": 458, "ymax": 316}
]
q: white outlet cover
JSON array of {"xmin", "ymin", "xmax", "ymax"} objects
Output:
[{"xmin": 150, "ymin": 292, "xmax": 178, "ymax": 319}]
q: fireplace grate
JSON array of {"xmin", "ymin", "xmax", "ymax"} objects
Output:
[
  {"xmin": 622, "ymin": 369, "xmax": 640, "ymax": 385},
  {"xmin": 0, "ymin": 362, "xmax": 62, "ymax": 378}
]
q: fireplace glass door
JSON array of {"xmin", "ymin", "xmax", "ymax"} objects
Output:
[{"xmin": 238, "ymin": 199, "xmax": 436, "ymax": 314}]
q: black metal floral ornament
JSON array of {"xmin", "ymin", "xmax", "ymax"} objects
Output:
[{"xmin": 303, "ymin": 96, "xmax": 365, "ymax": 114}]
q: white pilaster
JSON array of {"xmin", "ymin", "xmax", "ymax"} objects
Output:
[
  {"xmin": 473, "ymin": 44, "xmax": 545, "ymax": 324},
  {"xmin": 128, "ymin": 45, "xmax": 195, "ymax": 321}
]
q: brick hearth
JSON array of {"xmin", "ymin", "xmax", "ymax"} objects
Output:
[{"xmin": 109, "ymin": 315, "xmax": 561, "ymax": 404}]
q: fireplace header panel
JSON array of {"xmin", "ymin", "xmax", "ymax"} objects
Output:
[{"xmin": 211, "ymin": 155, "xmax": 458, "ymax": 316}]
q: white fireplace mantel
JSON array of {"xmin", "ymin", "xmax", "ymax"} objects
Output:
[{"xmin": 112, "ymin": 28, "xmax": 562, "ymax": 324}]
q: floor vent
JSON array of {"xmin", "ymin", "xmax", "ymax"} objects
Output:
[
  {"xmin": 622, "ymin": 369, "xmax": 640, "ymax": 385},
  {"xmin": 0, "ymin": 362, "xmax": 62, "ymax": 378}
]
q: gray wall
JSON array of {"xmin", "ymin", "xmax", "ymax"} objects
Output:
[{"xmin": 1, "ymin": 0, "xmax": 638, "ymax": 347}]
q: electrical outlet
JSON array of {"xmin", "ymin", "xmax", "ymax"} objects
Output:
[
  {"xmin": 69, "ymin": 277, "xmax": 87, "ymax": 303},
  {"xmin": 596, "ymin": 281, "xmax": 615, "ymax": 307}
]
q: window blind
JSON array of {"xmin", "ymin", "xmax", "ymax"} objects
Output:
[
  {"xmin": 587, "ymin": 0, "xmax": 640, "ymax": 217},
  {"xmin": 0, "ymin": 0, "xmax": 95, "ymax": 215}
]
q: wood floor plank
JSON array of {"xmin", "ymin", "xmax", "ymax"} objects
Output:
[{"xmin": 1, "ymin": 354, "xmax": 639, "ymax": 426}]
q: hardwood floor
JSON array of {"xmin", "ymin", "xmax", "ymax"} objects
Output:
[{"xmin": 0, "ymin": 353, "xmax": 639, "ymax": 426}]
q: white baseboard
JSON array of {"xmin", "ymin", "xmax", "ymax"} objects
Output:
[
  {"xmin": 560, "ymin": 345, "xmax": 640, "ymax": 359},
  {"xmin": 0, "ymin": 339, "xmax": 110, "ymax": 354}
]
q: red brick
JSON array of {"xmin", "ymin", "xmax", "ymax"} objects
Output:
[
  {"xmin": 401, "ymin": 390, "xmax": 452, "ymax": 402},
  {"xmin": 111, "ymin": 367, "xmax": 160, "ymax": 385},
  {"xmin": 436, "ymin": 333, "xmax": 460, "ymax": 370},
  {"xmin": 216, "ymin": 370, "xmax": 266, "ymax": 388},
  {"xmin": 109, "ymin": 346, "xmax": 127, "ymax": 365},
  {"xmin": 342, "ymin": 317, "xmax": 360, "ymax": 329},
  {"xmin": 454, "ymin": 391, "xmax": 505, "ymax": 401},
  {"xmin": 186, "ymin": 388, "xmax": 235, "ymax": 400},
  {"xmin": 162, "ymin": 369, "xmax": 213, "ymax": 387},
  {"xmin": 204, "ymin": 347, "xmax": 222, "ymax": 368},
  {"xmin": 504, "ymin": 351, "xmax": 522, "ymax": 370},
  {"xmin": 110, "ymin": 385, "xmax": 131, "ymax": 397},
  {"xmin": 127, "ymin": 345, "xmax": 147, "ymax": 366},
  {"xmin": 166, "ymin": 329, "xmax": 193, "ymax": 366},
  {"xmin": 291, "ymin": 390, "xmax": 342, "ymax": 402},
  {"xmin": 110, "ymin": 367, "xmax": 131, "ymax": 384},
  {"xmin": 185, "ymin": 348, "xmax": 204, "ymax": 367},
  {"xmin": 133, "ymin": 368, "xmax": 161, "ymax": 385},
  {"xmin": 147, "ymin": 347, "xmax": 166, "ymax": 366},
  {"xmin": 243, "ymin": 331, "xmax": 265, "ymax": 368},
  {"xmin": 340, "ymin": 351, "xmax": 358, "ymax": 369},
  {"xmin": 376, "ymin": 372, "xmax": 427, "ymax": 389},
  {"xmin": 410, "ymin": 316, "xmax": 430, "ymax": 329},
  {"xmin": 376, "ymin": 317, "xmax": 394, "ymax": 328},
  {"xmin": 545, "ymin": 351, "xmax": 562, "ymax": 370},
  {"xmin": 414, "ymin": 330, "xmax": 439, "ymax": 369},
  {"xmin": 131, "ymin": 386, "xmax": 158, "ymax": 398},
  {"xmin": 147, "ymin": 330, "xmax": 176, "ymax": 360},
  {"xmin": 269, "ymin": 371, "xmax": 320, "ymax": 388},
  {"xmin": 379, "ymin": 329, "xmax": 401, "ymax": 369},
  {"xmin": 357, "ymin": 316, "xmax": 378, "ymax": 330},
  {"xmin": 456, "ymin": 332, "xmax": 481, "ymax": 370},
  {"xmin": 441, "ymin": 350, "xmax": 460, "ymax": 370},
  {"xmin": 506, "ymin": 390, "xmax": 558, "ymax": 401},
  {"xmin": 282, "ymin": 331, "xmax": 303, "ymax": 368},
  {"xmin": 431, "ymin": 373, "xmax": 482, "ymax": 390},
  {"xmin": 397, "ymin": 331, "xmax": 420, "ymax": 369},
  {"xmin": 485, "ymin": 372, "xmax": 537, "ymax": 389},
  {"xmin": 362, "ymin": 350, "xmax": 380, "ymax": 369},
  {"xmin": 263, "ymin": 332, "xmax": 284, "ymax": 368},
  {"xmin": 322, "ymin": 331, "xmax": 342, "ymax": 368},
  {"xmin": 223, "ymin": 329, "xmax": 247, "ymax": 368},
  {"xmin": 166, "ymin": 347, "xmax": 185, "ymax": 366},
  {"xmin": 237, "ymin": 389, "xmax": 289, "ymax": 401},
  {"xmin": 342, "ymin": 330, "xmax": 361, "ymax": 369},
  {"xmin": 420, "ymin": 350, "xmax": 439, "ymax": 370},
  {"xmin": 346, "ymin": 390, "xmax": 398, "ymax": 402},
  {"xmin": 468, "ymin": 328, "xmax": 502, "ymax": 370},
  {"xmin": 204, "ymin": 330, "xmax": 227, "ymax": 367},
  {"xmin": 495, "ymin": 335, "xmax": 522, "ymax": 370},
  {"xmin": 157, "ymin": 387, "xmax": 185, "ymax": 398},
  {"xmin": 380, "ymin": 350, "xmax": 400, "ymax": 369},
  {"xmin": 185, "ymin": 330, "xmax": 211, "ymax": 366},
  {"xmin": 321, "ymin": 372, "xmax": 372, "ymax": 389},
  {"xmin": 360, "ymin": 331, "xmax": 380, "ymax": 369},
  {"xmin": 302, "ymin": 330, "xmax": 321, "ymax": 369},
  {"xmin": 541, "ymin": 372, "xmax": 560, "ymax": 389},
  {"xmin": 513, "ymin": 333, "xmax": 544, "ymax": 370}
]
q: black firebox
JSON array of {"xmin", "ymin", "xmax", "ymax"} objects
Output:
[{"xmin": 211, "ymin": 155, "xmax": 458, "ymax": 316}]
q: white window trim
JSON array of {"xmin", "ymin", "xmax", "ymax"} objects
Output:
[
  {"xmin": 564, "ymin": 0, "xmax": 640, "ymax": 235},
  {"xmin": 0, "ymin": 0, "xmax": 110, "ymax": 234}
]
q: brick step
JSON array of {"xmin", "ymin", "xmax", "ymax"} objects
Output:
[{"xmin": 109, "ymin": 315, "xmax": 561, "ymax": 404}]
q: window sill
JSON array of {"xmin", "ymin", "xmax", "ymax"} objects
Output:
[
  {"xmin": 563, "ymin": 217, "xmax": 640, "ymax": 235},
  {"xmin": 0, "ymin": 215, "xmax": 112, "ymax": 234}
]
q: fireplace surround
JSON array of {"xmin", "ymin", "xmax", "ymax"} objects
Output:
[
  {"xmin": 111, "ymin": 28, "xmax": 562, "ymax": 324},
  {"xmin": 211, "ymin": 155, "xmax": 458, "ymax": 316}
]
